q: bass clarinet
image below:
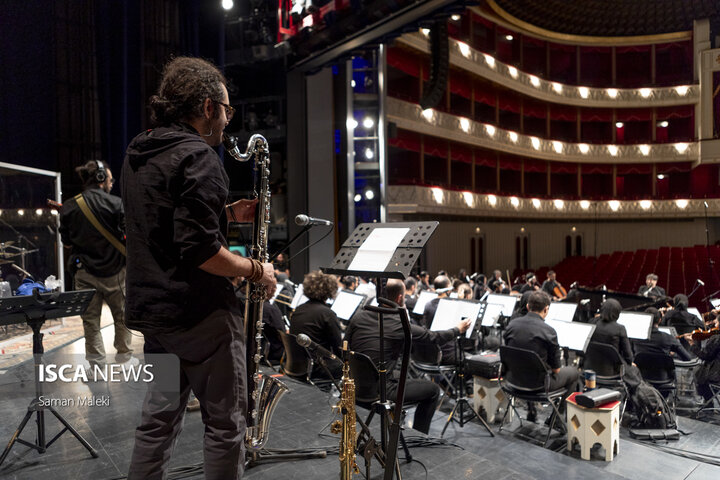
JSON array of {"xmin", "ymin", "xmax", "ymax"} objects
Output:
[{"xmin": 223, "ymin": 133, "xmax": 289, "ymax": 451}]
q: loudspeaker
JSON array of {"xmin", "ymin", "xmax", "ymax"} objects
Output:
[
  {"xmin": 419, "ymin": 19, "xmax": 448, "ymax": 111},
  {"xmin": 95, "ymin": 160, "xmax": 107, "ymax": 183}
]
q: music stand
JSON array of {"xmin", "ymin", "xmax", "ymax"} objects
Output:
[
  {"xmin": 0, "ymin": 290, "xmax": 99, "ymax": 466},
  {"xmin": 617, "ymin": 311, "xmax": 654, "ymax": 340},
  {"xmin": 323, "ymin": 221, "xmax": 438, "ymax": 480}
]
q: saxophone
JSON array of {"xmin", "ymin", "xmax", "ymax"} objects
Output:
[
  {"xmin": 331, "ymin": 342, "xmax": 360, "ymax": 479},
  {"xmin": 223, "ymin": 133, "xmax": 289, "ymax": 451}
]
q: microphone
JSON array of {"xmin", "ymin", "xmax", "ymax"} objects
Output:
[
  {"xmin": 698, "ymin": 279, "xmax": 705, "ymax": 286},
  {"xmin": 296, "ymin": 333, "xmax": 337, "ymax": 360},
  {"xmin": 295, "ymin": 214, "xmax": 333, "ymax": 226},
  {"xmin": 704, "ymin": 201, "xmax": 709, "ymax": 209}
]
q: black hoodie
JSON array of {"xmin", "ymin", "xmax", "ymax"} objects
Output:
[{"xmin": 121, "ymin": 123, "xmax": 236, "ymax": 333}]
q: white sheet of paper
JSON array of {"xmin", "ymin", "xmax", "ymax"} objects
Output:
[
  {"xmin": 269, "ymin": 284, "xmax": 284, "ymax": 305},
  {"xmin": 687, "ymin": 307, "xmax": 702, "ymax": 322},
  {"xmin": 546, "ymin": 302, "xmax": 578, "ymax": 323},
  {"xmin": 430, "ymin": 298, "xmax": 482, "ymax": 339},
  {"xmin": 617, "ymin": 312, "xmax": 654, "ymax": 340},
  {"xmin": 412, "ymin": 291, "xmax": 438, "ymax": 315},
  {"xmin": 331, "ymin": 291, "xmax": 366, "ymax": 320},
  {"xmin": 545, "ymin": 319, "xmax": 596, "ymax": 352},
  {"xmin": 348, "ymin": 227, "xmax": 410, "ymax": 272},
  {"xmin": 290, "ymin": 284, "xmax": 309, "ymax": 309},
  {"xmin": 711, "ymin": 299, "xmax": 720, "ymax": 309},
  {"xmin": 486, "ymin": 294, "xmax": 518, "ymax": 317},
  {"xmin": 480, "ymin": 303, "xmax": 504, "ymax": 327}
]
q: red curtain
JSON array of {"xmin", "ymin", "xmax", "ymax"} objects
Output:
[
  {"xmin": 617, "ymin": 163, "xmax": 652, "ymax": 175},
  {"xmin": 582, "ymin": 163, "xmax": 613, "ymax": 174},
  {"xmin": 524, "ymin": 158, "xmax": 547, "ymax": 172},
  {"xmin": 550, "ymin": 162, "xmax": 577, "ymax": 174},
  {"xmin": 386, "ymin": 47, "xmax": 421, "ymax": 78},
  {"xmin": 474, "ymin": 149, "xmax": 497, "ymax": 167},
  {"xmin": 388, "ymin": 129, "xmax": 421, "ymax": 152},
  {"xmin": 424, "ymin": 136, "xmax": 448, "ymax": 157},
  {"xmin": 450, "ymin": 143, "xmax": 473, "ymax": 163}
]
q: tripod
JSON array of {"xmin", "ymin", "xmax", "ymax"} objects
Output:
[
  {"xmin": 0, "ymin": 291, "xmax": 99, "ymax": 466},
  {"xmin": 440, "ymin": 336, "xmax": 494, "ymax": 438}
]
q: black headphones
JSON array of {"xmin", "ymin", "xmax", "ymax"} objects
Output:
[{"xmin": 95, "ymin": 160, "xmax": 107, "ymax": 183}]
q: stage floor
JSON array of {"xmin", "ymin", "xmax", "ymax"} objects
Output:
[{"xmin": 1, "ymin": 324, "xmax": 720, "ymax": 480}]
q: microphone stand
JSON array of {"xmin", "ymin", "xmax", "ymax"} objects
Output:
[
  {"xmin": 269, "ymin": 225, "xmax": 311, "ymax": 262},
  {"xmin": 687, "ymin": 282, "xmax": 702, "ymax": 300}
]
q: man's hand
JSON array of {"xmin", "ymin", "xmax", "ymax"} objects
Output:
[
  {"xmin": 260, "ymin": 262, "xmax": 277, "ymax": 298},
  {"xmin": 226, "ymin": 198, "xmax": 258, "ymax": 223},
  {"xmin": 456, "ymin": 318, "xmax": 472, "ymax": 334}
]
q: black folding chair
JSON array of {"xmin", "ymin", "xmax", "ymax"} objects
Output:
[
  {"xmin": 583, "ymin": 342, "xmax": 628, "ymax": 416},
  {"xmin": 409, "ymin": 343, "xmax": 456, "ymax": 410},
  {"xmin": 633, "ymin": 351, "xmax": 677, "ymax": 414},
  {"xmin": 696, "ymin": 382, "xmax": 720, "ymax": 417},
  {"xmin": 498, "ymin": 345, "xmax": 567, "ymax": 447}
]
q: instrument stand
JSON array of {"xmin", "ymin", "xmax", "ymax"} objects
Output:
[
  {"xmin": 440, "ymin": 336, "xmax": 494, "ymax": 438},
  {"xmin": 0, "ymin": 290, "xmax": 98, "ymax": 467},
  {"xmin": 324, "ymin": 221, "xmax": 438, "ymax": 480}
]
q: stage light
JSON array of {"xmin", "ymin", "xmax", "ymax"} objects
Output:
[
  {"xmin": 529, "ymin": 75, "xmax": 540, "ymax": 87},
  {"xmin": 531, "ymin": 137, "xmax": 540, "ymax": 150},
  {"xmin": 505, "ymin": 34, "xmax": 514, "ymax": 41},
  {"xmin": 451, "ymin": 14, "xmax": 461, "ymax": 21},
  {"xmin": 431, "ymin": 187, "xmax": 443, "ymax": 204},
  {"xmin": 639, "ymin": 88, "xmax": 651, "ymax": 98},
  {"xmin": 18, "ymin": 209, "xmax": 24, "ymax": 216},
  {"xmin": 354, "ymin": 194, "xmax": 362, "ymax": 202},
  {"xmin": 462, "ymin": 191, "xmax": 474, "ymax": 207},
  {"xmin": 580, "ymin": 200, "xmax": 590, "ymax": 210},
  {"xmin": 554, "ymin": 199, "xmax": 564, "ymax": 209},
  {"xmin": 675, "ymin": 86, "xmax": 689, "ymax": 95},
  {"xmin": 552, "ymin": 141, "xmax": 563, "ymax": 154},
  {"xmin": 674, "ymin": 143, "xmax": 689, "ymax": 154},
  {"xmin": 608, "ymin": 200, "xmax": 620, "ymax": 212},
  {"xmin": 552, "ymin": 83, "xmax": 563, "ymax": 93},
  {"xmin": 578, "ymin": 87, "xmax": 589, "ymax": 99},
  {"xmin": 508, "ymin": 131, "xmax": 518, "ymax": 143},
  {"xmin": 657, "ymin": 174, "xmax": 665, "ymax": 180},
  {"xmin": 35, "ymin": 208, "xmax": 43, "ymax": 216},
  {"xmin": 483, "ymin": 54, "xmax": 495, "ymax": 68},
  {"xmin": 347, "ymin": 118, "xmax": 358, "ymax": 129},
  {"xmin": 364, "ymin": 148, "xmax": 374, "ymax": 159},
  {"xmin": 657, "ymin": 120, "xmax": 669, "ymax": 128},
  {"xmin": 221, "ymin": 0, "xmax": 233, "ymax": 10},
  {"xmin": 475, "ymin": 227, "xmax": 481, "ymax": 234},
  {"xmin": 421, "ymin": 28, "xmax": 430, "ymax": 36},
  {"xmin": 640, "ymin": 200, "xmax": 652, "ymax": 210},
  {"xmin": 578, "ymin": 143, "xmax": 590, "ymax": 154},
  {"xmin": 459, "ymin": 117, "xmax": 470, "ymax": 133},
  {"xmin": 615, "ymin": 122, "xmax": 624, "ymax": 128},
  {"xmin": 365, "ymin": 189, "xmax": 375, "ymax": 200},
  {"xmin": 0, "ymin": 210, "xmax": 3, "ymax": 216},
  {"xmin": 421, "ymin": 108, "xmax": 434, "ymax": 121},
  {"xmin": 571, "ymin": 226, "xmax": 577, "ymax": 232},
  {"xmin": 532, "ymin": 198, "xmax": 541, "ymax": 209},
  {"xmin": 508, "ymin": 66, "xmax": 518, "ymax": 78},
  {"xmin": 607, "ymin": 145, "xmax": 618, "ymax": 156},
  {"xmin": 487, "ymin": 194, "xmax": 497, "ymax": 206},
  {"xmin": 485, "ymin": 124, "xmax": 496, "ymax": 136},
  {"xmin": 606, "ymin": 88, "xmax": 618, "ymax": 98},
  {"xmin": 363, "ymin": 117, "xmax": 374, "ymax": 129},
  {"xmin": 351, "ymin": 80, "xmax": 356, "ymax": 88},
  {"xmin": 639, "ymin": 145, "xmax": 650, "ymax": 155},
  {"xmin": 457, "ymin": 42, "xmax": 471, "ymax": 58},
  {"xmin": 520, "ymin": 227, "xmax": 525, "ymax": 233},
  {"xmin": 510, "ymin": 196, "xmax": 520, "ymax": 207},
  {"xmin": 675, "ymin": 199, "xmax": 689, "ymax": 209}
]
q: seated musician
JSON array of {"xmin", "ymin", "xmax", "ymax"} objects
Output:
[
  {"xmin": 488, "ymin": 270, "xmax": 508, "ymax": 294},
  {"xmin": 289, "ymin": 270, "xmax": 343, "ymax": 378},
  {"xmin": 685, "ymin": 314, "xmax": 720, "ymax": 403},
  {"xmin": 541, "ymin": 270, "xmax": 566, "ymax": 300},
  {"xmin": 633, "ymin": 307, "xmax": 692, "ymax": 361},
  {"xmin": 421, "ymin": 275, "xmax": 453, "ymax": 328},
  {"xmin": 340, "ymin": 275, "xmax": 358, "ymax": 292},
  {"xmin": 345, "ymin": 279, "xmax": 470, "ymax": 434},
  {"xmin": 662, "ymin": 294, "xmax": 704, "ymax": 335},
  {"xmin": 504, "ymin": 291, "xmax": 580, "ymax": 416},
  {"xmin": 471, "ymin": 273, "xmax": 488, "ymax": 300},
  {"xmin": 587, "ymin": 299, "xmax": 634, "ymax": 374},
  {"xmin": 417, "ymin": 270, "xmax": 431, "ymax": 292},
  {"xmin": 519, "ymin": 272, "xmax": 540, "ymax": 294},
  {"xmin": 403, "ymin": 276, "xmax": 418, "ymax": 313},
  {"xmin": 638, "ymin": 273, "xmax": 666, "ymax": 299},
  {"xmin": 457, "ymin": 283, "xmax": 473, "ymax": 300}
]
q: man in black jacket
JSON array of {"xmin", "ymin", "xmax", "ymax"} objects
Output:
[
  {"xmin": 634, "ymin": 307, "xmax": 692, "ymax": 361},
  {"xmin": 345, "ymin": 279, "xmax": 470, "ymax": 434},
  {"xmin": 122, "ymin": 57, "xmax": 276, "ymax": 480},
  {"xmin": 638, "ymin": 273, "xmax": 666, "ymax": 299},
  {"xmin": 60, "ymin": 160, "xmax": 131, "ymax": 366},
  {"xmin": 504, "ymin": 291, "xmax": 579, "ymax": 413}
]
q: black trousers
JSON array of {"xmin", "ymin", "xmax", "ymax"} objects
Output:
[
  {"xmin": 128, "ymin": 309, "xmax": 247, "ymax": 480},
  {"xmin": 548, "ymin": 366, "xmax": 580, "ymax": 412},
  {"xmin": 386, "ymin": 379, "xmax": 440, "ymax": 434}
]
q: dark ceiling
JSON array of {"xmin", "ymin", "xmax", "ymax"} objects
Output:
[{"xmin": 491, "ymin": 0, "xmax": 720, "ymax": 37}]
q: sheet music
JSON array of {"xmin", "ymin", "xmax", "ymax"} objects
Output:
[
  {"xmin": 480, "ymin": 302, "xmax": 504, "ymax": 327},
  {"xmin": 545, "ymin": 319, "xmax": 596, "ymax": 352},
  {"xmin": 269, "ymin": 284, "xmax": 284, "ymax": 305},
  {"xmin": 290, "ymin": 284, "xmax": 309, "ymax": 309},
  {"xmin": 347, "ymin": 227, "xmax": 410, "ymax": 272},
  {"xmin": 486, "ymin": 294, "xmax": 518, "ymax": 317},
  {"xmin": 658, "ymin": 326, "xmax": 677, "ymax": 337},
  {"xmin": 412, "ymin": 291, "xmax": 438, "ymax": 315},
  {"xmin": 430, "ymin": 298, "xmax": 482, "ymax": 339},
  {"xmin": 617, "ymin": 312, "xmax": 653, "ymax": 340},
  {"xmin": 687, "ymin": 307, "xmax": 703, "ymax": 322},
  {"xmin": 331, "ymin": 291, "xmax": 366, "ymax": 320},
  {"xmin": 711, "ymin": 299, "xmax": 720, "ymax": 309},
  {"xmin": 546, "ymin": 302, "xmax": 578, "ymax": 323}
]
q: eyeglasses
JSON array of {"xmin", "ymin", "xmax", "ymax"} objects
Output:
[{"xmin": 215, "ymin": 101, "xmax": 235, "ymax": 120}]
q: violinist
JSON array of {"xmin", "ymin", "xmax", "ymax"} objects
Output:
[
  {"xmin": 685, "ymin": 314, "xmax": 720, "ymax": 403},
  {"xmin": 488, "ymin": 270, "xmax": 506, "ymax": 293},
  {"xmin": 633, "ymin": 307, "xmax": 693, "ymax": 361},
  {"xmin": 519, "ymin": 272, "xmax": 540, "ymax": 294},
  {"xmin": 541, "ymin": 270, "xmax": 567, "ymax": 301}
]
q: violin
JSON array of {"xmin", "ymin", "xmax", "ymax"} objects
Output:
[{"xmin": 679, "ymin": 328, "xmax": 720, "ymax": 341}]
